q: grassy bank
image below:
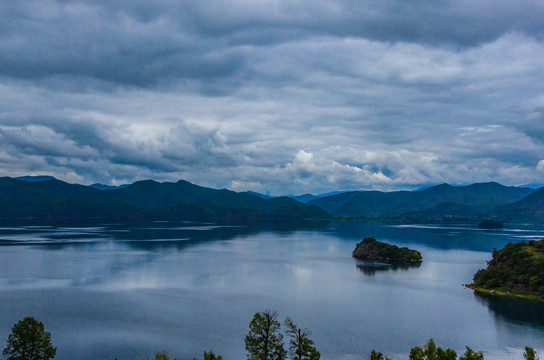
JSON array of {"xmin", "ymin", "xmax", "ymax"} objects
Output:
[{"xmin": 465, "ymin": 284, "xmax": 544, "ymax": 302}]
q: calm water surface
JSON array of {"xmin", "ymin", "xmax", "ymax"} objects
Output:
[{"xmin": 1, "ymin": 221, "xmax": 544, "ymax": 360}]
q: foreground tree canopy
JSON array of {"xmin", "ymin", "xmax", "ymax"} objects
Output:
[
  {"xmin": 145, "ymin": 350, "xmax": 221, "ymax": 360},
  {"xmin": 371, "ymin": 340, "xmax": 537, "ymax": 360},
  {"xmin": 2, "ymin": 317, "xmax": 57, "ymax": 360},
  {"xmin": 1, "ymin": 316, "xmax": 538, "ymax": 360},
  {"xmin": 408, "ymin": 339, "xmax": 457, "ymax": 360},
  {"xmin": 245, "ymin": 310, "xmax": 287, "ymax": 360},
  {"xmin": 245, "ymin": 311, "xmax": 320, "ymax": 360},
  {"xmin": 284, "ymin": 317, "xmax": 320, "ymax": 360}
]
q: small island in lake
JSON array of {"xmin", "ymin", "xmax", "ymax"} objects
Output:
[
  {"xmin": 352, "ymin": 237, "xmax": 422, "ymax": 263},
  {"xmin": 478, "ymin": 219, "xmax": 504, "ymax": 229},
  {"xmin": 467, "ymin": 239, "xmax": 544, "ymax": 301}
]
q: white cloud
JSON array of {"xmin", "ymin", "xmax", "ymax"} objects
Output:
[
  {"xmin": 228, "ymin": 180, "xmax": 266, "ymax": 193},
  {"xmin": 0, "ymin": 2, "xmax": 544, "ymax": 193},
  {"xmin": 538, "ymin": 160, "xmax": 544, "ymax": 173}
]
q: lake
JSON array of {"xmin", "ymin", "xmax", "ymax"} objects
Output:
[{"xmin": 1, "ymin": 221, "xmax": 544, "ymax": 360}]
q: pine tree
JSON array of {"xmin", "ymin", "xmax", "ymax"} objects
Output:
[
  {"xmin": 245, "ymin": 310, "xmax": 287, "ymax": 360},
  {"xmin": 409, "ymin": 339, "xmax": 456, "ymax": 360},
  {"xmin": 524, "ymin": 347, "xmax": 538, "ymax": 360},
  {"xmin": 284, "ymin": 317, "xmax": 320, "ymax": 360},
  {"xmin": 459, "ymin": 347, "xmax": 484, "ymax": 360},
  {"xmin": 369, "ymin": 350, "xmax": 391, "ymax": 360},
  {"xmin": 203, "ymin": 350, "xmax": 223, "ymax": 360}
]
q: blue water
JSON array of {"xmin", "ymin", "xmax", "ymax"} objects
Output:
[{"xmin": 0, "ymin": 221, "xmax": 543, "ymax": 360}]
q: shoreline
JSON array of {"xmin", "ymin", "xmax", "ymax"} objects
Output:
[{"xmin": 464, "ymin": 284, "xmax": 544, "ymax": 302}]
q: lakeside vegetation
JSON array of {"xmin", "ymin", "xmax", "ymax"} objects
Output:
[
  {"xmin": 353, "ymin": 238, "xmax": 422, "ymax": 263},
  {"xmin": 3, "ymin": 315, "xmax": 538, "ymax": 360},
  {"xmin": 478, "ymin": 220, "xmax": 504, "ymax": 229},
  {"xmin": 468, "ymin": 239, "xmax": 544, "ymax": 301}
]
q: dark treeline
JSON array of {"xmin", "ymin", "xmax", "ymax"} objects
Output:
[{"xmin": 1, "ymin": 315, "xmax": 539, "ymax": 360}]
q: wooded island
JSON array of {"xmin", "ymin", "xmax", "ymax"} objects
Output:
[{"xmin": 352, "ymin": 238, "xmax": 422, "ymax": 263}]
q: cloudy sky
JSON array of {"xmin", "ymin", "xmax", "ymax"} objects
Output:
[{"xmin": 1, "ymin": 0, "xmax": 544, "ymax": 195}]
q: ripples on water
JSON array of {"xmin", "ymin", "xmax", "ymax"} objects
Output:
[{"xmin": 0, "ymin": 221, "xmax": 543, "ymax": 360}]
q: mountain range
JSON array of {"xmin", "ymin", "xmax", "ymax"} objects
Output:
[
  {"xmin": 308, "ymin": 182, "xmax": 538, "ymax": 220},
  {"xmin": 0, "ymin": 177, "xmax": 328, "ymax": 222},
  {"xmin": 1, "ymin": 177, "xmax": 543, "ymax": 223}
]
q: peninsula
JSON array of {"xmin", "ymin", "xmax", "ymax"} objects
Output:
[
  {"xmin": 352, "ymin": 238, "xmax": 422, "ymax": 263},
  {"xmin": 467, "ymin": 239, "xmax": 544, "ymax": 301}
]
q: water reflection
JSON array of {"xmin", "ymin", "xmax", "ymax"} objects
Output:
[
  {"xmin": 474, "ymin": 292, "xmax": 544, "ymax": 327},
  {"xmin": 356, "ymin": 260, "xmax": 421, "ymax": 276},
  {"xmin": 328, "ymin": 221, "xmax": 544, "ymax": 252},
  {"xmin": 1, "ymin": 220, "xmax": 544, "ymax": 360},
  {"xmin": 0, "ymin": 220, "xmax": 331, "ymax": 249}
]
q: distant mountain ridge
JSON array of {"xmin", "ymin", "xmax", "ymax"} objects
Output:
[
  {"xmin": 520, "ymin": 183, "xmax": 544, "ymax": 189},
  {"xmin": 1, "ymin": 176, "xmax": 542, "ymax": 223},
  {"xmin": 0, "ymin": 177, "xmax": 329, "ymax": 222},
  {"xmin": 15, "ymin": 176, "xmax": 56, "ymax": 182},
  {"xmin": 486, "ymin": 187, "xmax": 544, "ymax": 223},
  {"xmin": 89, "ymin": 183, "xmax": 129, "ymax": 190},
  {"xmin": 289, "ymin": 191, "xmax": 348, "ymax": 204},
  {"xmin": 308, "ymin": 182, "xmax": 537, "ymax": 220}
]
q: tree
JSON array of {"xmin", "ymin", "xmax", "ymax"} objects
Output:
[
  {"xmin": 409, "ymin": 339, "xmax": 456, "ymax": 360},
  {"xmin": 524, "ymin": 347, "xmax": 537, "ymax": 360},
  {"xmin": 2, "ymin": 317, "xmax": 57, "ymax": 360},
  {"xmin": 245, "ymin": 310, "xmax": 287, "ymax": 360},
  {"xmin": 460, "ymin": 347, "xmax": 483, "ymax": 360},
  {"xmin": 152, "ymin": 351, "xmax": 170, "ymax": 360},
  {"xmin": 369, "ymin": 350, "xmax": 391, "ymax": 360},
  {"xmin": 203, "ymin": 350, "xmax": 223, "ymax": 360},
  {"xmin": 284, "ymin": 317, "xmax": 320, "ymax": 360}
]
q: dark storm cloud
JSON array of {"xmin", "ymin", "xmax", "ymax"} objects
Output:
[
  {"xmin": 0, "ymin": 1, "xmax": 248, "ymax": 87},
  {"xmin": 1, "ymin": 0, "xmax": 544, "ymax": 87},
  {"xmin": 1, "ymin": 0, "xmax": 544, "ymax": 193}
]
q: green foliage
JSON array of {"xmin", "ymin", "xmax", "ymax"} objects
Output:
[
  {"xmin": 284, "ymin": 317, "xmax": 320, "ymax": 360},
  {"xmin": 353, "ymin": 238, "xmax": 422, "ymax": 263},
  {"xmin": 152, "ymin": 351, "xmax": 170, "ymax": 360},
  {"xmin": 409, "ymin": 339, "xmax": 456, "ymax": 360},
  {"xmin": 369, "ymin": 350, "xmax": 391, "ymax": 360},
  {"xmin": 245, "ymin": 310, "xmax": 287, "ymax": 360},
  {"xmin": 309, "ymin": 182, "xmax": 534, "ymax": 219},
  {"xmin": 2, "ymin": 317, "xmax": 57, "ymax": 360},
  {"xmin": 472, "ymin": 240, "xmax": 544, "ymax": 297},
  {"xmin": 145, "ymin": 349, "xmax": 223, "ymax": 360},
  {"xmin": 459, "ymin": 347, "xmax": 484, "ymax": 360},
  {"xmin": 0, "ymin": 177, "xmax": 330, "ymax": 222},
  {"xmin": 524, "ymin": 347, "xmax": 537, "ymax": 360},
  {"xmin": 478, "ymin": 220, "xmax": 504, "ymax": 229},
  {"xmin": 203, "ymin": 350, "xmax": 223, "ymax": 360}
]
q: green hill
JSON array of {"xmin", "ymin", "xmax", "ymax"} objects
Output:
[
  {"xmin": 309, "ymin": 182, "xmax": 535, "ymax": 218},
  {"xmin": 469, "ymin": 239, "xmax": 544, "ymax": 300},
  {"xmin": 108, "ymin": 179, "xmax": 319, "ymax": 214},
  {"xmin": 2, "ymin": 176, "xmax": 540, "ymax": 223},
  {"xmin": 487, "ymin": 187, "xmax": 544, "ymax": 223},
  {"xmin": 0, "ymin": 177, "xmax": 124, "ymax": 204},
  {"xmin": 0, "ymin": 177, "xmax": 329, "ymax": 222}
]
